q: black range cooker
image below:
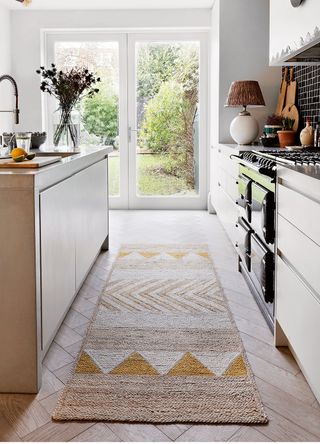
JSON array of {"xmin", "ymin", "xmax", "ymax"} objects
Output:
[
  {"xmin": 231, "ymin": 151, "xmax": 276, "ymax": 331},
  {"xmin": 232, "ymin": 149, "xmax": 320, "ymax": 332}
]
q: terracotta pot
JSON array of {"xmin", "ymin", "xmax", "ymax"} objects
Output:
[{"xmin": 277, "ymin": 130, "xmax": 296, "ymax": 148}]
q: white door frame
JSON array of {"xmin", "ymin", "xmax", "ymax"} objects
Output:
[
  {"xmin": 42, "ymin": 29, "xmax": 209, "ymax": 210},
  {"xmin": 127, "ymin": 32, "xmax": 208, "ymax": 210},
  {"xmin": 43, "ymin": 31, "xmax": 129, "ymax": 209}
]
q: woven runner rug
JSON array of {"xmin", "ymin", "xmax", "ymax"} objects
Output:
[{"xmin": 53, "ymin": 244, "xmax": 268, "ymax": 424}]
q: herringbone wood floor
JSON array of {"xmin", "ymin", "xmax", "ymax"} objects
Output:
[{"xmin": 0, "ymin": 211, "xmax": 319, "ymax": 442}]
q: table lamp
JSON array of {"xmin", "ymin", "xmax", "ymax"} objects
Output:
[{"xmin": 225, "ymin": 80, "xmax": 265, "ymax": 145}]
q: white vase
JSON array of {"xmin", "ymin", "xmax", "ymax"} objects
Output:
[{"xmin": 230, "ymin": 114, "xmax": 259, "ymax": 145}]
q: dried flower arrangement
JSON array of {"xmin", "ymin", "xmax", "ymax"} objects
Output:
[{"xmin": 37, "ymin": 64, "xmax": 101, "ymax": 147}]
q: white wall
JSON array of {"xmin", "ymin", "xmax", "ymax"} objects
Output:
[
  {"xmin": 11, "ymin": 9, "xmax": 211, "ymax": 132},
  {"xmin": 210, "ymin": 0, "xmax": 281, "ymax": 144},
  {"xmin": 0, "ymin": 4, "xmax": 13, "ymax": 133}
]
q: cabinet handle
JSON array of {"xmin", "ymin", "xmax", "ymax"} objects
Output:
[
  {"xmin": 236, "ymin": 180, "xmax": 239, "ymax": 185},
  {"xmin": 218, "ymin": 148, "xmax": 222, "ymax": 153},
  {"xmin": 218, "ymin": 181, "xmax": 221, "ymax": 187}
]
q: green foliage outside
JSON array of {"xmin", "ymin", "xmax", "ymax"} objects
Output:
[
  {"xmin": 81, "ymin": 43, "xmax": 199, "ymax": 194},
  {"xmin": 82, "ymin": 83, "xmax": 118, "ymax": 146},
  {"xmin": 108, "ymin": 154, "xmax": 195, "ymax": 197},
  {"xmin": 137, "ymin": 44, "xmax": 199, "ymax": 188},
  {"xmin": 137, "ymin": 44, "xmax": 181, "ymax": 100},
  {"xmin": 139, "ymin": 81, "xmax": 184, "ymax": 153}
]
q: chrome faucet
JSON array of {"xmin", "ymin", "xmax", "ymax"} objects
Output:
[{"xmin": 0, "ymin": 75, "xmax": 20, "ymax": 124}]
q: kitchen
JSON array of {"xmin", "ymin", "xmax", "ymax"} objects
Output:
[{"xmin": 0, "ymin": 0, "xmax": 320, "ymax": 442}]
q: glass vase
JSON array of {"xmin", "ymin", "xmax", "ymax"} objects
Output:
[{"xmin": 53, "ymin": 108, "xmax": 81, "ymax": 149}]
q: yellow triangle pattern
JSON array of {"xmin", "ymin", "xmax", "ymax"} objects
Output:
[
  {"xmin": 167, "ymin": 352, "xmax": 214, "ymax": 376},
  {"xmin": 168, "ymin": 252, "xmax": 187, "ymax": 260},
  {"xmin": 224, "ymin": 355, "xmax": 248, "ymax": 377},
  {"xmin": 139, "ymin": 252, "xmax": 159, "ymax": 258},
  {"xmin": 75, "ymin": 352, "xmax": 102, "ymax": 374},
  {"xmin": 198, "ymin": 252, "xmax": 209, "ymax": 259},
  {"xmin": 109, "ymin": 352, "xmax": 159, "ymax": 376},
  {"xmin": 118, "ymin": 252, "xmax": 131, "ymax": 258}
]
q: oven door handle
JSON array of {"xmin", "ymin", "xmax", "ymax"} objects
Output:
[
  {"xmin": 230, "ymin": 154, "xmax": 243, "ymax": 161},
  {"xmin": 230, "ymin": 154, "xmax": 276, "ymax": 180}
]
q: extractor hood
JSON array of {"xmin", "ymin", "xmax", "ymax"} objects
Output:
[
  {"xmin": 285, "ymin": 39, "xmax": 320, "ymax": 65},
  {"xmin": 270, "ymin": 0, "xmax": 320, "ymax": 66}
]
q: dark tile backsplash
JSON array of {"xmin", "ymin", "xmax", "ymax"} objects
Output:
[{"xmin": 291, "ymin": 66, "xmax": 320, "ymax": 130}]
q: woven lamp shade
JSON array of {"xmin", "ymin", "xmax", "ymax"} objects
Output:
[{"xmin": 225, "ymin": 81, "xmax": 265, "ymax": 108}]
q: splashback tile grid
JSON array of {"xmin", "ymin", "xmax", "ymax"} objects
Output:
[{"xmin": 284, "ymin": 66, "xmax": 320, "ymax": 130}]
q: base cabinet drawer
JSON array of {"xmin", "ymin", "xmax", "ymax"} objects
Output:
[
  {"xmin": 276, "ymin": 256, "xmax": 320, "ymax": 401},
  {"xmin": 278, "ymin": 184, "xmax": 320, "ymax": 246},
  {"xmin": 278, "ymin": 214, "xmax": 320, "ymax": 297}
]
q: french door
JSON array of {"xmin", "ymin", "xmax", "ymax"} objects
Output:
[{"xmin": 44, "ymin": 31, "xmax": 208, "ymax": 209}]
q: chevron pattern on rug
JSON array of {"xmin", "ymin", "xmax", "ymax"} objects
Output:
[{"xmin": 53, "ymin": 244, "xmax": 268, "ymax": 424}]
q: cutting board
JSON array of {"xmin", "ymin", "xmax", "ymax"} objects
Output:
[
  {"xmin": 276, "ymin": 67, "xmax": 288, "ymax": 115},
  {"xmin": 0, "ymin": 156, "xmax": 61, "ymax": 168},
  {"xmin": 282, "ymin": 104, "xmax": 299, "ymax": 131},
  {"xmin": 285, "ymin": 67, "xmax": 297, "ymax": 106}
]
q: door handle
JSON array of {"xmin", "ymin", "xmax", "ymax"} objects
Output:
[{"xmin": 128, "ymin": 126, "xmax": 139, "ymax": 143}]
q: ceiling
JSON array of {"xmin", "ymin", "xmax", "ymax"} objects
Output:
[{"xmin": 1, "ymin": 0, "xmax": 214, "ymax": 9}]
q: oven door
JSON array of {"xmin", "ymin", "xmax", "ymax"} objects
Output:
[
  {"xmin": 250, "ymin": 182, "xmax": 275, "ymax": 245},
  {"xmin": 236, "ymin": 174, "xmax": 251, "ymax": 222},
  {"xmin": 235, "ymin": 217, "xmax": 252, "ymax": 271},
  {"xmin": 250, "ymin": 233, "xmax": 274, "ymax": 305}
]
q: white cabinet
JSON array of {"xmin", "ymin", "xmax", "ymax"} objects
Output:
[
  {"xmin": 278, "ymin": 214, "xmax": 320, "ymax": 297},
  {"xmin": 40, "ymin": 176, "xmax": 76, "ymax": 352},
  {"xmin": 211, "ymin": 145, "xmax": 239, "ymax": 247},
  {"xmin": 276, "ymin": 256, "xmax": 320, "ymax": 401},
  {"xmin": 0, "ymin": 146, "xmax": 111, "ymax": 393},
  {"xmin": 276, "ymin": 168, "xmax": 320, "ymax": 403},
  {"xmin": 40, "ymin": 158, "xmax": 108, "ymax": 353},
  {"xmin": 74, "ymin": 159, "xmax": 108, "ymax": 289}
]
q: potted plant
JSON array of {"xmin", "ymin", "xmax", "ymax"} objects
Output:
[
  {"xmin": 264, "ymin": 114, "xmax": 283, "ymax": 137},
  {"xmin": 260, "ymin": 114, "xmax": 283, "ymax": 147},
  {"xmin": 36, "ymin": 64, "xmax": 101, "ymax": 148},
  {"xmin": 277, "ymin": 117, "xmax": 296, "ymax": 148}
]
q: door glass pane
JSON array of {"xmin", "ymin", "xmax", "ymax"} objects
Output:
[
  {"xmin": 55, "ymin": 41, "xmax": 120, "ymax": 196},
  {"xmin": 136, "ymin": 41, "xmax": 200, "ymax": 197}
]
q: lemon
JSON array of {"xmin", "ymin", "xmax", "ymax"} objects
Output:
[
  {"xmin": 13, "ymin": 155, "xmax": 25, "ymax": 163},
  {"xmin": 11, "ymin": 148, "xmax": 27, "ymax": 159},
  {"xmin": 26, "ymin": 153, "xmax": 36, "ymax": 161}
]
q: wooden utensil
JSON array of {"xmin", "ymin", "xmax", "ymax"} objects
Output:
[
  {"xmin": 285, "ymin": 67, "xmax": 297, "ymax": 106},
  {"xmin": 0, "ymin": 156, "xmax": 61, "ymax": 168},
  {"xmin": 276, "ymin": 67, "xmax": 288, "ymax": 115},
  {"xmin": 281, "ymin": 104, "xmax": 299, "ymax": 131}
]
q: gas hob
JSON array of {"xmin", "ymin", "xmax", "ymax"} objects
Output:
[{"xmin": 253, "ymin": 149, "xmax": 320, "ymax": 166}]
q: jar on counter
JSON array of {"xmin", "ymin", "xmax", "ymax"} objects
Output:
[{"xmin": 300, "ymin": 118, "xmax": 314, "ymax": 147}]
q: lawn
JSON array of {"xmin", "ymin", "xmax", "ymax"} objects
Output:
[{"xmin": 108, "ymin": 153, "xmax": 195, "ymax": 196}]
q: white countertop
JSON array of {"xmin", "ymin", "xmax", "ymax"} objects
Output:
[
  {"xmin": 218, "ymin": 143, "xmax": 320, "ymax": 181},
  {"xmin": 0, "ymin": 145, "xmax": 113, "ymax": 191}
]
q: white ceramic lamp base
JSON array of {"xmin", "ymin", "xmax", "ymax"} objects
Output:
[{"xmin": 230, "ymin": 114, "xmax": 259, "ymax": 145}]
